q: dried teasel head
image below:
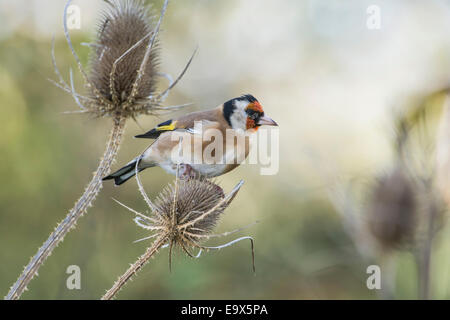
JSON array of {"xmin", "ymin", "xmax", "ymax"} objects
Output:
[
  {"xmin": 52, "ymin": 0, "xmax": 196, "ymax": 119},
  {"xmin": 153, "ymin": 179, "xmax": 227, "ymax": 237},
  {"xmin": 89, "ymin": 0, "xmax": 160, "ymax": 107},
  {"xmin": 366, "ymin": 167, "xmax": 418, "ymax": 251},
  {"xmin": 103, "ymin": 176, "xmax": 255, "ymax": 299},
  {"xmin": 115, "ymin": 173, "xmax": 255, "ymax": 272}
]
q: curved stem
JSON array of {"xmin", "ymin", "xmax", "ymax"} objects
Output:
[
  {"xmin": 102, "ymin": 235, "xmax": 167, "ymax": 300},
  {"xmin": 5, "ymin": 115, "xmax": 127, "ymax": 300}
]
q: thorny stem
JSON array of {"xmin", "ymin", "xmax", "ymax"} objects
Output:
[
  {"xmin": 5, "ymin": 115, "xmax": 127, "ymax": 300},
  {"xmin": 102, "ymin": 235, "xmax": 168, "ymax": 300}
]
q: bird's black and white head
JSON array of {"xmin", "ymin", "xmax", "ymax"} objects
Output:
[{"xmin": 223, "ymin": 94, "xmax": 278, "ymax": 131}]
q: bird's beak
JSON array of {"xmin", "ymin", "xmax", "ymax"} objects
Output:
[{"xmin": 258, "ymin": 115, "xmax": 278, "ymax": 126}]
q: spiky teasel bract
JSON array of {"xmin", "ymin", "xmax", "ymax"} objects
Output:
[
  {"xmin": 102, "ymin": 172, "xmax": 255, "ymax": 300},
  {"xmin": 6, "ymin": 0, "xmax": 195, "ymax": 300}
]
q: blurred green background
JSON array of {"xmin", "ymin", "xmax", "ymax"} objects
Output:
[{"xmin": 1, "ymin": 0, "xmax": 450, "ymax": 299}]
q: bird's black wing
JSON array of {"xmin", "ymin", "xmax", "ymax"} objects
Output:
[{"xmin": 134, "ymin": 119, "xmax": 179, "ymax": 139}]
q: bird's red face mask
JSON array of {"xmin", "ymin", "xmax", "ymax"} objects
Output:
[{"xmin": 245, "ymin": 101, "xmax": 278, "ymax": 130}]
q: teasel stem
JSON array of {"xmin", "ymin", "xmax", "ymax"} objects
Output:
[
  {"xmin": 5, "ymin": 114, "xmax": 127, "ymax": 300},
  {"xmin": 417, "ymin": 190, "xmax": 439, "ymax": 300},
  {"xmin": 378, "ymin": 254, "xmax": 396, "ymax": 299},
  {"xmin": 102, "ymin": 234, "xmax": 168, "ymax": 300}
]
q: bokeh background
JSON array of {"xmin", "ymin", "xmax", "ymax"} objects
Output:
[{"xmin": 1, "ymin": 0, "xmax": 450, "ymax": 299}]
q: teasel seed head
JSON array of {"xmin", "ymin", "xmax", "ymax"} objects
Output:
[
  {"xmin": 137, "ymin": 178, "xmax": 246, "ymax": 261},
  {"xmin": 103, "ymin": 177, "xmax": 255, "ymax": 299},
  {"xmin": 367, "ymin": 167, "xmax": 418, "ymax": 251},
  {"xmin": 116, "ymin": 166, "xmax": 255, "ymax": 271},
  {"xmin": 153, "ymin": 179, "xmax": 226, "ymax": 237},
  {"xmin": 53, "ymin": 0, "xmax": 195, "ymax": 119},
  {"xmin": 88, "ymin": 0, "xmax": 159, "ymax": 114}
]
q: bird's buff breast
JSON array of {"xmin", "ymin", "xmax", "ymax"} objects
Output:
[
  {"xmin": 159, "ymin": 162, "xmax": 228, "ymax": 177},
  {"xmin": 146, "ymin": 129, "xmax": 251, "ymax": 177}
]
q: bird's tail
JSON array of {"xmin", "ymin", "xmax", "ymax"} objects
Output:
[{"xmin": 103, "ymin": 157, "xmax": 150, "ymax": 186}]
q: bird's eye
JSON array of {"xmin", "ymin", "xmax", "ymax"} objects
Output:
[{"xmin": 249, "ymin": 112, "xmax": 258, "ymax": 120}]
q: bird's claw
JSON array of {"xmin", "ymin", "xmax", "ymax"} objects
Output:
[{"xmin": 179, "ymin": 164, "xmax": 196, "ymax": 180}]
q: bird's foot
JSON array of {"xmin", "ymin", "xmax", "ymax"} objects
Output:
[{"xmin": 179, "ymin": 164, "xmax": 196, "ymax": 180}]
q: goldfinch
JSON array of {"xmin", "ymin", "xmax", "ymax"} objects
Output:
[{"xmin": 103, "ymin": 94, "xmax": 278, "ymax": 185}]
